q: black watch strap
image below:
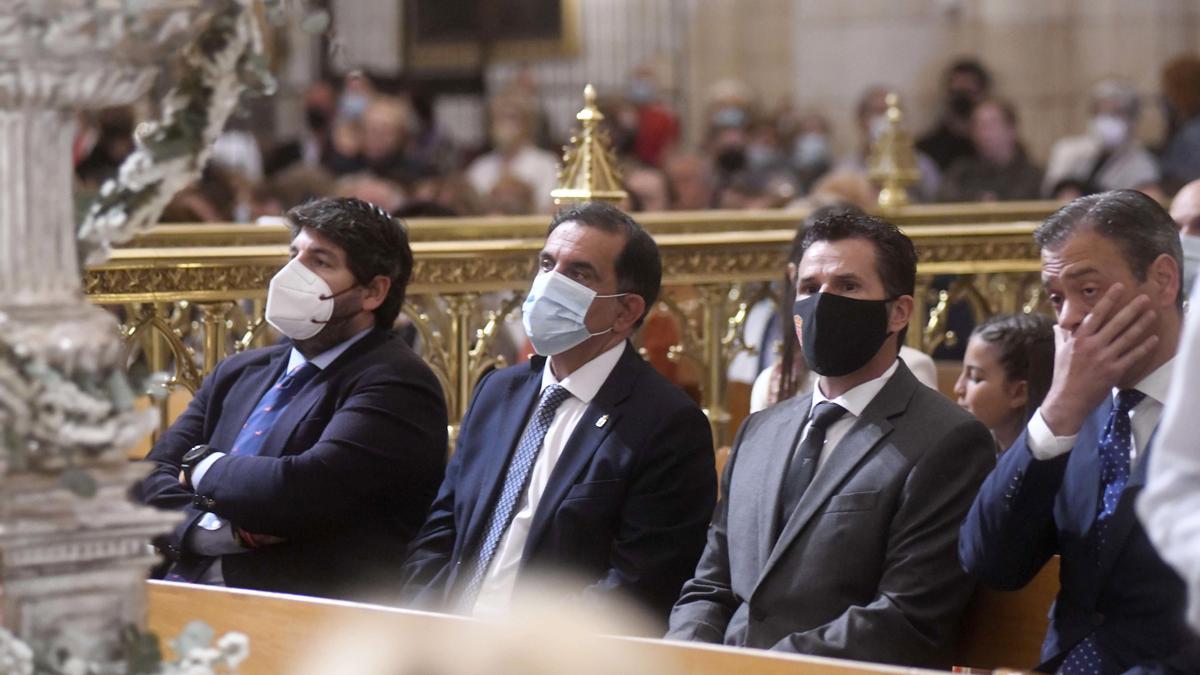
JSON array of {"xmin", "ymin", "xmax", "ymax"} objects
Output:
[{"xmin": 181, "ymin": 444, "xmax": 216, "ymax": 489}]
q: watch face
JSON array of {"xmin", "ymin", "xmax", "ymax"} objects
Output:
[{"xmin": 183, "ymin": 445, "xmax": 211, "ymax": 463}]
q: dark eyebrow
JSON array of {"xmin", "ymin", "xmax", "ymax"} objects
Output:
[
  {"xmin": 798, "ymin": 272, "xmax": 863, "ymax": 286},
  {"xmin": 564, "ymin": 260, "xmax": 600, "ymax": 278}
]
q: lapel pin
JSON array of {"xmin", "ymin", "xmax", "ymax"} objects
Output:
[{"xmin": 595, "ymin": 414, "xmax": 609, "ymax": 428}]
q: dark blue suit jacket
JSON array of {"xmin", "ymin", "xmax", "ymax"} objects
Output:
[
  {"xmin": 137, "ymin": 328, "xmax": 448, "ymax": 601},
  {"xmin": 400, "ymin": 343, "xmax": 717, "ymax": 623},
  {"xmin": 960, "ymin": 399, "xmax": 1200, "ymax": 673}
]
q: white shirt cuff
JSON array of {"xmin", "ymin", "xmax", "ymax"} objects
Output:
[
  {"xmin": 192, "ymin": 451, "xmax": 226, "ymax": 491},
  {"xmin": 1026, "ymin": 408, "xmax": 1078, "ymax": 460}
]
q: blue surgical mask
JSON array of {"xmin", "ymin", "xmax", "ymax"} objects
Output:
[{"xmin": 522, "ymin": 271, "xmax": 626, "ymax": 356}]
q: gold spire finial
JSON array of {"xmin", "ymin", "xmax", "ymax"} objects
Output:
[
  {"xmin": 551, "ymin": 84, "xmax": 627, "ymax": 206},
  {"xmin": 867, "ymin": 92, "xmax": 921, "ymax": 211}
]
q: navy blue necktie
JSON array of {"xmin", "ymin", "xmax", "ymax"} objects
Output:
[
  {"xmin": 460, "ymin": 383, "xmax": 571, "ymax": 608},
  {"xmin": 1059, "ymin": 388, "xmax": 1145, "ymax": 675},
  {"xmin": 229, "ymin": 361, "xmax": 321, "ymax": 457}
]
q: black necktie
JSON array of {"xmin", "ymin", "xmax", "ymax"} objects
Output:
[{"xmin": 777, "ymin": 401, "xmax": 847, "ymax": 537}]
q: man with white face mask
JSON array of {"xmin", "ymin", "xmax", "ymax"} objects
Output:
[
  {"xmin": 137, "ymin": 197, "xmax": 448, "ymax": 601},
  {"xmin": 401, "ymin": 202, "xmax": 716, "ymax": 627},
  {"xmin": 1043, "ymin": 80, "xmax": 1161, "ymax": 197}
]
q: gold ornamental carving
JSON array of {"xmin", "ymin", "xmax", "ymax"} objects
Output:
[{"xmin": 551, "ymin": 84, "xmax": 628, "ymax": 206}]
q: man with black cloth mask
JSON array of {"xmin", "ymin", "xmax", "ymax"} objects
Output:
[
  {"xmin": 917, "ymin": 58, "xmax": 993, "ymax": 171},
  {"xmin": 666, "ymin": 211, "xmax": 996, "ymax": 668}
]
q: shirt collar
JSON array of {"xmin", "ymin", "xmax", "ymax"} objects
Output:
[
  {"xmin": 287, "ymin": 327, "xmax": 374, "ymax": 372},
  {"xmin": 1118, "ymin": 355, "xmax": 1175, "ymax": 407},
  {"xmin": 540, "ymin": 341, "xmax": 627, "ymax": 404},
  {"xmin": 811, "ymin": 358, "xmax": 900, "ymax": 418}
]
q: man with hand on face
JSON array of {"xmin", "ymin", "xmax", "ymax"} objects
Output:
[
  {"xmin": 137, "ymin": 197, "xmax": 448, "ymax": 601},
  {"xmin": 960, "ymin": 190, "xmax": 1200, "ymax": 673},
  {"xmin": 666, "ymin": 212, "xmax": 995, "ymax": 668},
  {"xmin": 400, "ymin": 202, "xmax": 715, "ymax": 626}
]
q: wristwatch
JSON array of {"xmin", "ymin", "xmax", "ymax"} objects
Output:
[{"xmin": 180, "ymin": 444, "xmax": 218, "ymax": 490}]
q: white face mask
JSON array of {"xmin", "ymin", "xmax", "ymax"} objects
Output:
[
  {"xmin": 265, "ymin": 257, "xmax": 338, "ymax": 341},
  {"xmin": 1090, "ymin": 114, "xmax": 1129, "ymax": 148},
  {"xmin": 522, "ymin": 271, "xmax": 626, "ymax": 356}
]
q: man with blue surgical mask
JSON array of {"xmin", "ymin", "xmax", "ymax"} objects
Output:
[
  {"xmin": 401, "ymin": 202, "xmax": 716, "ymax": 627},
  {"xmin": 136, "ymin": 197, "xmax": 448, "ymax": 601}
]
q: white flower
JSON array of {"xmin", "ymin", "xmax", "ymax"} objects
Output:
[{"xmin": 216, "ymin": 632, "xmax": 250, "ymax": 667}]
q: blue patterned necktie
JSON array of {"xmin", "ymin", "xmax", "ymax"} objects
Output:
[
  {"xmin": 460, "ymin": 383, "xmax": 572, "ymax": 608},
  {"xmin": 1059, "ymin": 388, "xmax": 1145, "ymax": 675},
  {"xmin": 229, "ymin": 361, "xmax": 321, "ymax": 457}
]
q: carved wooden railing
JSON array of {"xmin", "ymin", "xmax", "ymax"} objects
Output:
[{"xmin": 84, "ymin": 203, "xmax": 1056, "ymax": 447}]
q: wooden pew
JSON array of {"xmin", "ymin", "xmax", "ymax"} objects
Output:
[
  {"xmin": 956, "ymin": 557, "xmax": 1060, "ymax": 671},
  {"xmin": 146, "ymin": 581, "xmax": 943, "ymax": 675}
]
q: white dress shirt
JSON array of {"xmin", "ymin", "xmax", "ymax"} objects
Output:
[
  {"xmin": 186, "ymin": 328, "xmax": 373, "ymax": 563},
  {"xmin": 1026, "ymin": 356, "xmax": 1175, "ymax": 462},
  {"xmin": 804, "ymin": 359, "xmax": 900, "ymax": 472},
  {"xmin": 1139, "ymin": 278, "xmax": 1200, "ymax": 631},
  {"xmin": 472, "ymin": 341, "xmax": 627, "ymax": 616}
]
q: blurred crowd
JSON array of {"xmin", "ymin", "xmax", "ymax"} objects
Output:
[{"xmin": 71, "ymin": 54, "xmax": 1200, "ymax": 222}]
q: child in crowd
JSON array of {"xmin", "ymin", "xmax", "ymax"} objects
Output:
[{"xmin": 953, "ymin": 312, "xmax": 1054, "ymax": 453}]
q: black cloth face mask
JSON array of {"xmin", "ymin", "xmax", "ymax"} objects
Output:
[{"xmin": 793, "ymin": 292, "xmax": 894, "ymax": 377}]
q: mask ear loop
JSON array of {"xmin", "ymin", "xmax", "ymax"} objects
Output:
[
  {"xmin": 312, "ymin": 284, "xmax": 362, "ymax": 325},
  {"xmin": 586, "ymin": 291, "xmax": 632, "ymax": 337}
]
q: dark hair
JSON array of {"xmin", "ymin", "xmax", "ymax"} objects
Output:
[
  {"xmin": 946, "ymin": 58, "xmax": 993, "ymax": 92},
  {"xmin": 777, "ymin": 203, "xmax": 864, "ymax": 401},
  {"xmin": 971, "ymin": 313, "xmax": 1055, "ymax": 424},
  {"xmin": 286, "ymin": 197, "xmax": 413, "ymax": 328},
  {"xmin": 799, "ymin": 210, "xmax": 918, "ymax": 346},
  {"xmin": 547, "ymin": 202, "xmax": 661, "ymax": 328},
  {"xmin": 1034, "ymin": 189, "xmax": 1184, "ymax": 307}
]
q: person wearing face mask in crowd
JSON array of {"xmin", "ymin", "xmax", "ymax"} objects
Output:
[
  {"xmin": 1170, "ymin": 178, "xmax": 1200, "ymax": 292},
  {"xmin": 667, "ymin": 211, "xmax": 995, "ymax": 668},
  {"xmin": 917, "ymin": 58, "xmax": 993, "ymax": 171},
  {"xmin": 626, "ymin": 65, "xmax": 680, "ymax": 168},
  {"xmin": 135, "ymin": 198, "xmax": 448, "ymax": 602},
  {"xmin": 1043, "ymin": 80, "xmax": 1161, "ymax": 198},
  {"xmin": 466, "ymin": 91, "xmax": 560, "ymax": 213},
  {"xmin": 400, "ymin": 202, "xmax": 716, "ymax": 628},
  {"xmin": 838, "ymin": 85, "xmax": 942, "ymax": 202}
]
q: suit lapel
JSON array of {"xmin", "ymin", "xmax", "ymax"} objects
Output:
[
  {"xmin": 753, "ymin": 364, "xmax": 913, "ymax": 594},
  {"xmin": 1062, "ymin": 401, "xmax": 1110, "ymax": 537},
  {"xmin": 256, "ymin": 329, "xmax": 390, "ymax": 458},
  {"xmin": 756, "ymin": 396, "xmax": 812, "ymax": 566},
  {"xmin": 521, "ymin": 346, "xmax": 639, "ymax": 558},
  {"xmin": 212, "ymin": 350, "xmax": 288, "ymax": 449},
  {"xmin": 461, "ymin": 361, "xmax": 542, "ymax": 555}
]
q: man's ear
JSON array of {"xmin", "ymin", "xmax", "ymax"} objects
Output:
[
  {"xmin": 888, "ymin": 294, "xmax": 914, "ymax": 334},
  {"xmin": 362, "ymin": 275, "xmax": 391, "ymax": 313},
  {"xmin": 614, "ymin": 294, "xmax": 647, "ymax": 333},
  {"xmin": 1147, "ymin": 252, "xmax": 1180, "ymax": 309}
]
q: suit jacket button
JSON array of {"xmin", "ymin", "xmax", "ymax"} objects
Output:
[
  {"xmin": 192, "ymin": 495, "xmax": 206, "ymax": 508},
  {"xmin": 1091, "ymin": 612, "xmax": 1105, "ymax": 627}
]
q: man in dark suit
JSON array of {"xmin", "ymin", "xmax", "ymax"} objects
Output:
[
  {"xmin": 137, "ymin": 198, "xmax": 447, "ymax": 601},
  {"xmin": 400, "ymin": 202, "xmax": 715, "ymax": 625},
  {"xmin": 666, "ymin": 211, "xmax": 995, "ymax": 668},
  {"xmin": 960, "ymin": 190, "xmax": 1200, "ymax": 673}
]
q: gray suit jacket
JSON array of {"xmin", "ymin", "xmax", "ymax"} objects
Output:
[{"xmin": 666, "ymin": 362, "xmax": 995, "ymax": 668}]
